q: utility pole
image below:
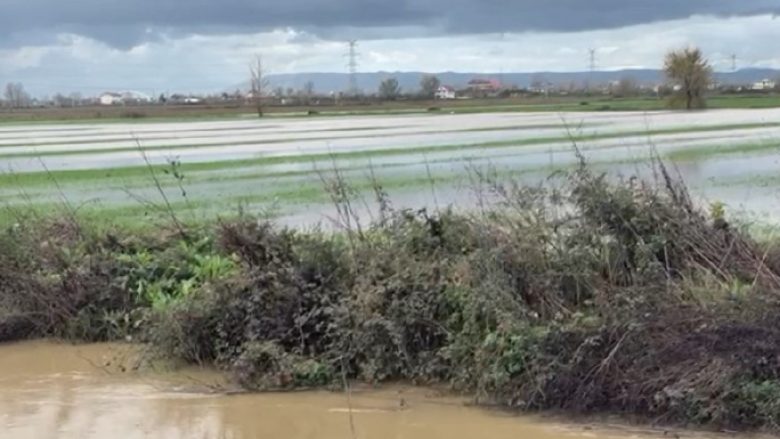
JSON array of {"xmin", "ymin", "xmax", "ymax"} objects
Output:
[
  {"xmin": 347, "ymin": 40, "xmax": 359, "ymax": 96},
  {"xmin": 587, "ymin": 48, "xmax": 597, "ymax": 94},
  {"xmin": 731, "ymin": 54, "xmax": 737, "ymax": 72}
]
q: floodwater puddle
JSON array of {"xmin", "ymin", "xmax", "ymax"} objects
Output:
[{"xmin": 0, "ymin": 341, "xmax": 768, "ymax": 439}]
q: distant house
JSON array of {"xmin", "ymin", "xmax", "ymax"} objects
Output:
[
  {"xmin": 167, "ymin": 94, "xmax": 202, "ymax": 105},
  {"xmin": 752, "ymin": 79, "xmax": 777, "ymax": 91},
  {"xmin": 120, "ymin": 91, "xmax": 152, "ymax": 105},
  {"xmin": 467, "ymin": 78, "xmax": 501, "ymax": 92},
  {"xmin": 435, "ymin": 85, "xmax": 456, "ymax": 100},
  {"xmin": 99, "ymin": 92, "xmax": 123, "ymax": 106},
  {"xmin": 465, "ymin": 78, "xmax": 502, "ymax": 98},
  {"xmin": 99, "ymin": 91, "xmax": 151, "ymax": 105}
]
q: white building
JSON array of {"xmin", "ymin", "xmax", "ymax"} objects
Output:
[
  {"xmin": 435, "ymin": 85, "xmax": 456, "ymax": 100},
  {"xmin": 99, "ymin": 91, "xmax": 152, "ymax": 105},
  {"xmin": 99, "ymin": 92, "xmax": 123, "ymax": 105},
  {"xmin": 752, "ymin": 79, "xmax": 777, "ymax": 91}
]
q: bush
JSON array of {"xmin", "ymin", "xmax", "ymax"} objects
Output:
[
  {"xmin": 146, "ymin": 163, "xmax": 780, "ymax": 430},
  {"xmin": 4, "ymin": 162, "xmax": 780, "ymax": 430}
]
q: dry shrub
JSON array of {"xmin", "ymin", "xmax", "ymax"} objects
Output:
[
  {"xmin": 145, "ymin": 164, "xmax": 780, "ymax": 429},
  {"xmin": 5, "ymin": 160, "xmax": 780, "ymax": 430},
  {"xmin": 0, "ymin": 219, "xmax": 137, "ymax": 341}
]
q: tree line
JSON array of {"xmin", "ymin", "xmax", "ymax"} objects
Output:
[
  {"xmin": 372, "ymin": 48, "xmax": 719, "ymax": 108},
  {"xmin": 1, "ymin": 47, "xmax": 773, "ymax": 112},
  {"xmin": 2, "ymin": 82, "xmax": 32, "ymax": 109}
]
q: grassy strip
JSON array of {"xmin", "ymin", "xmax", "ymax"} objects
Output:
[
  {"xmin": 3, "ymin": 94, "xmax": 780, "ymax": 126},
  {"xmin": 667, "ymin": 140, "xmax": 780, "ymax": 161},
  {"xmin": 0, "ymin": 122, "xmax": 588, "ymax": 156},
  {"xmin": 0, "ymin": 124, "xmax": 281, "ymax": 143},
  {"xmin": 0, "ymin": 124, "xmax": 409, "ymax": 148},
  {"xmin": 0, "ymin": 157, "xmax": 549, "ymax": 226},
  {"xmin": 444, "ymin": 95, "xmax": 780, "ymax": 114},
  {"xmin": 0, "ymin": 112, "xmax": 257, "ymax": 126}
]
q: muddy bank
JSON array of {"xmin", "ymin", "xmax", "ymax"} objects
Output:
[{"xmin": 0, "ymin": 340, "xmax": 767, "ymax": 439}]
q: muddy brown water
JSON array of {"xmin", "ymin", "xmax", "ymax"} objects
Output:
[{"xmin": 0, "ymin": 341, "xmax": 766, "ymax": 439}]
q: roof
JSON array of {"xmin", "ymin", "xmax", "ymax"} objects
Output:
[{"xmin": 467, "ymin": 78, "xmax": 502, "ymax": 88}]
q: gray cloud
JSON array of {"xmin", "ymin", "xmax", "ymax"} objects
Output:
[{"xmin": 2, "ymin": 0, "xmax": 779, "ymax": 47}]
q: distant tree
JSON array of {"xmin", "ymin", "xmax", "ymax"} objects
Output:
[
  {"xmin": 249, "ymin": 55, "xmax": 270, "ymax": 117},
  {"xmin": 52, "ymin": 93, "xmax": 80, "ymax": 107},
  {"xmin": 663, "ymin": 47, "xmax": 713, "ymax": 110},
  {"xmin": 303, "ymin": 81, "xmax": 315, "ymax": 104},
  {"xmin": 53, "ymin": 93, "xmax": 67, "ymax": 107},
  {"xmin": 419, "ymin": 75, "xmax": 441, "ymax": 98},
  {"xmin": 379, "ymin": 77, "xmax": 401, "ymax": 100},
  {"xmin": 274, "ymin": 87, "xmax": 285, "ymax": 98},
  {"xmin": 303, "ymin": 81, "xmax": 315, "ymax": 96},
  {"xmin": 69, "ymin": 92, "xmax": 82, "ymax": 106},
  {"xmin": 530, "ymin": 75, "xmax": 547, "ymax": 94},
  {"xmin": 774, "ymin": 76, "xmax": 780, "ymax": 92},
  {"xmin": 4, "ymin": 82, "xmax": 31, "ymax": 108},
  {"xmin": 613, "ymin": 76, "xmax": 639, "ymax": 98}
]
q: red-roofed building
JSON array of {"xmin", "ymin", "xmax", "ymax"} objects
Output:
[
  {"xmin": 465, "ymin": 78, "xmax": 502, "ymax": 98},
  {"xmin": 468, "ymin": 78, "xmax": 502, "ymax": 92}
]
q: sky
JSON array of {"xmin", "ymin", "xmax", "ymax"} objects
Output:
[{"xmin": 1, "ymin": 0, "xmax": 779, "ymax": 96}]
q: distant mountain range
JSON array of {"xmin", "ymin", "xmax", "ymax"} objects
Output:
[{"xmin": 255, "ymin": 68, "xmax": 780, "ymax": 94}]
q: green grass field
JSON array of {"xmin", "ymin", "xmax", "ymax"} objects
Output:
[{"xmin": 2, "ymin": 93, "xmax": 779, "ymax": 124}]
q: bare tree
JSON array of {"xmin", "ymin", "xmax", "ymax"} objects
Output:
[
  {"xmin": 53, "ymin": 93, "xmax": 69, "ymax": 108},
  {"xmin": 664, "ymin": 47, "xmax": 713, "ymax": 110},
  {"xmin": 302, "ymin": 81, "xmax": 315, "ymax": 104},
  {"xmin": 249, "ymin": 55, "xmax": 270, "ymax": 117},
  {"xmin": 4, "ymin": 82, "xmax": 31, "ymax": 108},
  {"xmin": 378, "ymin": 77, "xmax": 401, "ymax": 101},
  {"xmin": 530, "ymin": 75, "xmax": 547, "ymax": 93},
  {"xmin": 419, "ymin": 75, "xmax": 441, "ymax": 98},
  {"xmin": 69, "ymin": 92, "xmax": 82, "ymax": 106}
]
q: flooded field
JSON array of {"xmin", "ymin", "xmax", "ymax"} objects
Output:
[
  {"xmin": 1, "ymin": 109, "xmax": 779, "ymax": 226},
  {"xmin": 0, "ymin": 341, "xmax": 762, "ymax": 439}
]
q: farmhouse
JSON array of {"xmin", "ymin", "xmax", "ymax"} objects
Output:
[
  {"xmin": 435, "ymin": 85, "xmax": 456, "ymax": 100},
  {"xmin": 467, "ymin": 78, "xmax": 501, "ymax": 92},
  {"xmin": 752, "ymin": 79, "xmax": 777, "ymax": 91},
  {"xmin": 99, "ymin": 91, "xmax": 152, "ymax": 105},
  {"xmin": 465, "ymin": 78, "xmax": 502, "ymax": 98},
  {"xmin": 99, "ymin": 92, "xmax": 123, "ymax": 105}
]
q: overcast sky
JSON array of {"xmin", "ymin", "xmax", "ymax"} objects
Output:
[{"xmin": 1, "ymin": 0, "xmax": 778, "ymax": 96}]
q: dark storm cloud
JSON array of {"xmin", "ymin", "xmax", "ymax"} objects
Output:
[{"xmin": 2, "ymin": 0, "xmax": 779, "ymax": 47}]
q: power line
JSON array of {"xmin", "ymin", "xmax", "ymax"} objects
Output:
[{"xmin": 346, "ymin": 40, "xmax": 359, "ymax": 95}]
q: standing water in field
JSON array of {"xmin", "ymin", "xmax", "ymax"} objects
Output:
[{"xmin": 0, "ymin": 341, "xmax": 756, "ymax": 439}]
